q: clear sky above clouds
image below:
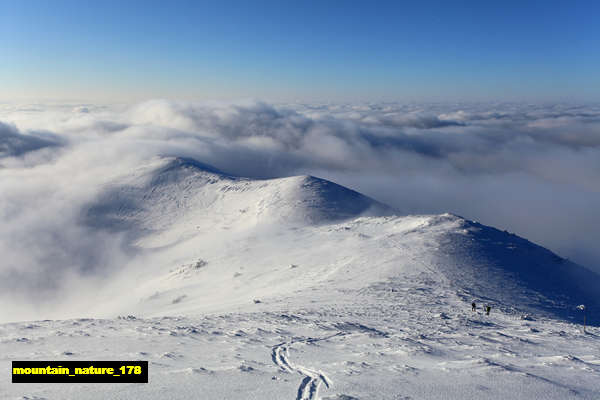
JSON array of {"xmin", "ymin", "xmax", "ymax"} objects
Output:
[{"xmin": 1, "ymin": 0, "xmax": 599, "ymax": 102}]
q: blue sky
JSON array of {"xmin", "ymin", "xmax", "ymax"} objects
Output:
[{"xmin": 1, "ymin": 0, "xmax": 598, "ymax": 102}]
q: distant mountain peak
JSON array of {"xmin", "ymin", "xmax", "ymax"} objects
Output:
[
  {"xmin": 85, "ymin": 156, "xmax": 395, "ymax": 240},
  {"xmin": 157, "ymin": 157, "xmax": 225, "ymax": 176}
]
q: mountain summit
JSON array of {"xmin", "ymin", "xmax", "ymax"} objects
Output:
[{"xmin": 86, "ymin": 156, "xmax": 392, "ymax": 237}]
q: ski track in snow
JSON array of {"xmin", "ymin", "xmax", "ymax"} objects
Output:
[{"xmin": 272, "ymin": 333, "xmax": 342, "ymax": 400}]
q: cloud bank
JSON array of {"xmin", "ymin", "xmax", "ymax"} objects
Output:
[
  {"xmin": 0, "ymin": 121, "xmax": 62, "ymax": 158},
  {"xmin": 1, "ymin": 99, "xmax": 599, "ymax": 320}
]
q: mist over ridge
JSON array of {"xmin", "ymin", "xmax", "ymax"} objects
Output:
[{"xmin": 1, "ymin": 99, "xmax": 599, "ymax": 320}]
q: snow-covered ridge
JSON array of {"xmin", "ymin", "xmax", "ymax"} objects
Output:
[
  {"xmin": 435, "ymin": 217, "xmax": 600, "ymax": 325},
  {"xmin": 85, "ymin": 156, "xmax": 392, "ymax": 245},
  {"xmin": 80, "ymin": 156, "xmax": 600, "ymax": 327}
]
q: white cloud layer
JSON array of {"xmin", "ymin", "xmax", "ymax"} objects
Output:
[{"xmin": 1, "ymin": 99, "xmax": 599, "ymax": 319}]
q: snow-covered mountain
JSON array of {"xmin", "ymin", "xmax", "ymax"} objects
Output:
[
  {"xmin": 80, "ymin": 156, "xmax": 600, "ymax": 326},
  {"xmin": 86, "ymin": 157, "xmax": 392, "ymax": 237},
  {"xmin": 3, "ymin": 156, "xmax": 599, "ymax": 400}
]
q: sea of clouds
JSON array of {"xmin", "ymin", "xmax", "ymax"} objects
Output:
[{"xmin": 1, "ymin": 99, "xmax": 599, "ymax": 320}]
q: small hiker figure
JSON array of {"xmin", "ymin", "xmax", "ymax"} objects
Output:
[
  {"xmin": 485, "ymin": 305, "xmax": 491, "ymax": 316},
  {"xmin": 472, "ymin": 302, "xmax": 476, "ymax": 312}
]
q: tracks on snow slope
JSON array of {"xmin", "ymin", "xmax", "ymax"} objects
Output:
[{"xmin": 272, "ymin": 332, "xmax": 344, "ymax": 400}]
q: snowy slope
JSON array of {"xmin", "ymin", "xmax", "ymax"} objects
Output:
[
  {"xmin": 437, "ymin": 218, "xmax": 600, "ymax": 325},
  {"xmin": 81, "ymin": 156, "xmax": 599, "ymax": 325},
  {"xmin": 2, "ymin": 156, "xmax": 599, "ymax": 400}
]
